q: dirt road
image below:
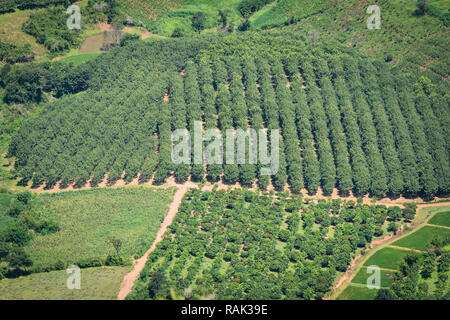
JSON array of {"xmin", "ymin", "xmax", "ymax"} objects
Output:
[{"xmin": 117, "ymin": 182, "xmax": 195, "ymax": 300}]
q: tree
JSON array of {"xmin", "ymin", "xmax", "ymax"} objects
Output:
[
  {"xmin": 375, "ymin": 289, "xmax": 394, "ymax": 300},
  {"xmin": 0, "ymin": 241, "xmax": 11, "ymax": 259},
  {"xmin": 6, "ymin": 247, "xmax": 33, "ymax": 269},
  {"xmin": 17, "ymin": 191, "xmax": 32, "ymax": 205},
  {"xmin": 109, "ymin": 237, "xmax": 122, "ymax": 255},
  {"xmin": 238, "ymin": 19, "xmax": 251, "ymax": 31},
  {"xmin": 421, "ymin": 251, "xmax": 436, "ymax": 279},
  {"xmin": 191, "ymin": 12, "xmax": 206, "ymax": 34},
  {"xmin": 148, "ymin": 271, "xmax": 170, "ymax": 299},
  {"xmin": 414, "ymin": 0, "xmax": 428, "ymax": 16},
  {"xmin": 171, "ymin": 28, "xmax": 184, "ymax": 38},
  {"xmin": 218, "ymin": 10, "xmax": 227, "ymax": 28},
  {"xmin": 2, "ymin": 224, "xmax": 31, "ymax": 246},
  {"xmin": 387, "ymin": 222, "xmax": 399, "ymax": 235}
]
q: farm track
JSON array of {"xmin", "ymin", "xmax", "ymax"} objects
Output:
[
  {"xmin": 30, "ymin": 174, "xmax": 449, "ymax": 208},
  {"xmin": 386, "ymin": 245, "xmax": 426, "ymax": 254},
  {"xmin": 117, "ymin": 181, "xmax": 197, "ymax": 300},
  {"xmin": 327, "ymin": 201, "xmax": 450, "ymax": 300}
]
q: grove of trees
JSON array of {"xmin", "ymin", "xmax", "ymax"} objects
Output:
[
  {"xmin": 127, "ymin": 188, "xmax": 414, "ymax": 300},
  {"xmin": 7, "ymin": 32, "xmax": 449, "ymax": 199}
]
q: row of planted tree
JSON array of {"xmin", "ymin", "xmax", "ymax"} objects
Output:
[{"xmin": 8, "ymin": 36, "xmax": 449, "ymax": 199}]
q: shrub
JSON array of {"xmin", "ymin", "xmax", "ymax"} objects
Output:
[
  {"xmin": 6, "ymin": 201, "xmax": 26, "ymax": 217},
  {"xmin": 0, "ymin": 241, "xmax": 11, "ymax": 259},
  {"xmin": 105, "ymin": 254, "xmax": 125, "ymax": 266},
  {"xmin": 278, "ymin": 229, "xmax": 291, "ymax": 242},
  {"xmin": 171, "ymin": 28, "xmax": 184, "ymax": 38},
  {"xmin": 2, "ymin": 224, "xmax": 31, "ymax": 246},
  {"xmin": 17, "ymin": 191, "xmax": 32, "ymax": 204},
  {"xmin": 6, "ymin": 247, "xmax": 33, "ymax": 269}
]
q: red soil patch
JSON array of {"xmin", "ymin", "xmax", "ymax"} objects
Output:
[
  {"xmin": 117, "ymin": 181, "xmax": 197, "ymax": 300},
  {"xmin": 141, "ymin": 32, "xmax": 153, "ymax": 40},
  {"xmin": 97, "ymin": 22, "xmax": 112, "ymax": 32}
]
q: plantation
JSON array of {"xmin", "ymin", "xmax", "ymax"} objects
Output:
[
  {"xmin": 126, "ymin": 187, "xmax": 411, "ymax": 300},
  {"xmin": 0, "ymin": 0, "xmax": 449, "ymax": 303},
  {"xmin": 6, "ymin": 32, "xmax": 449, "ymax": 200},
  {"xmin": 338, "ymin": 205, "xmax": 450, "ymax": 300}
]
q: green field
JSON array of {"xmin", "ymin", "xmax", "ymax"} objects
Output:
[
  {"xmin": 351, "ymin": 267, "xmax": 396, "ymax": 288},
  {"xmin": 391, "ymin": 226, "xmax": 450, "ymax": 251},
  {"xmin": 337, "ymin": 284, "xmax": 378, "ymax": 300},
  {"xmin": 59, "ymin": 52, "xmax": 103, "ymax": 65},
  {"xmin": 0, "ymin": 266, "xmax": 129, "ymax": 300},
  {"xmin": 428, "ymin": 211, "xmax": 450, "ymax": 227},
  {"xmin": 134, "ymin": 0, "xmax": 243, "ymax": 36},
  {"xmin": 363, "ymin": 247, "xmax": 413, "ymax": 270},
  {"xmin": 24, "ymin": 186, "xmax": 175, "ymax": 272}
]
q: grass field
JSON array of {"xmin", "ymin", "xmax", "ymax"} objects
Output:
[
  {"xmin": 143, "ymin": 0, "xmax": 243, "ymax": 36},
  {"xmin": 250, "ymin": 0, "xmax": 328, "ymax": 29},
  {"xmin": 428, "ymin": 211, "xmax": 450, "ymax": 227},
  {"xmin": 351, "ymin": 267, "xmax": 396, "ymax": 288},
  {"xmin": 24, "ymin": 186, "xmax": 176, "ymax": 271},
  {"xmin": 391, "ymin": 226, "xmax": 450, "ymax": 251},
  {"xmin": 363, "ymin": 247, "xmax": 413, "ymax": 270},
  {"xmin": 336, "ymin": 284, "xmax": 378, "ymax": 300},
  {"xmin": 59, "ymin": 52, "xmax": 103, "ymax": 65},
  {"xmin": 0, "ymin": 9, "xmax": 48, "ymax": 61},
  {"xmin": 0, "ymin": 266, "xmax": 129, "ymax": 300}
]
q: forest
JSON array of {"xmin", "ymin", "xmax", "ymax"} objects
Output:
[
  {"xmin": 6, "ymin": 31, "xmax": 449, "ymax": 199},
  {"xmin": 127, "ymin": 187, "xmax": 415, "ymax": 300}
]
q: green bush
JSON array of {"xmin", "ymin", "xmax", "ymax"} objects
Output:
[
  {"xmin": 105, "ymin": 254, "xmax": 125, "ymax": 266},
  {"xmin": 2, "ymin": 224, "xmax": 31, "ymax": 246},
  {"xmin": 22, "ymin": 6, "xmax": 80, "ymax": 53}
]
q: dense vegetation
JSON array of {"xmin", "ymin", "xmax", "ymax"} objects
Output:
[
  {"xmin": 338, "ymin": 205, "xmax": 450, "ymax": 300},
  {"xmin": 0, "ymin": 0, "xmax": 77, "ymax": 14},
  {"xmin": 22, "ymin": 6, "xmax": 81, "ymax": 53},
  {"xmin": 0, "ymin": 61, "xmax": 90, "ymax": 104},
  {"xmin": 379, "ymin": 237, "xmax": 449, "ymax": 300},
  {"xmin": 7, "ymin": 32, "xmax": 449, "ymax": 199},
  {"xmin": 0, "ymin": 191, "xmax": 59, "ymax": 279},
  {"xmin": 0, "ymin": 41, "xmax": 34, "ymax": 64},
  {"xmin": 127, "ymin": 187, "xmax": 414, "ymax": 300}
]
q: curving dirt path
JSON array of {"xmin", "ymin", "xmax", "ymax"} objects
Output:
[{"xmin": 117, "ymin": 182, "xmax": 196, "ymax": 300}]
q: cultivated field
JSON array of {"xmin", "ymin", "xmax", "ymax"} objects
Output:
[
  {"xmin": 0, "ymin": 266, "xmax": 130, "ymax": 300},
  {"xmin": 126, "ymin": 188, "xmax": 409, "ymax": 300},
  {"xmin": 428, "ymin": 211, "xmax": 450, "ymax": 227},
  {"xmin": 391, "ymin": 226, "xmax": 450, "ymax": 251},
  {"xmin": 24, "ymin": 186, "xmax": 175, "ymax": 272}
]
